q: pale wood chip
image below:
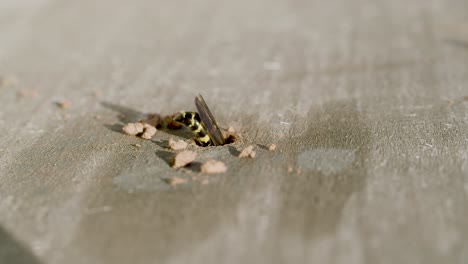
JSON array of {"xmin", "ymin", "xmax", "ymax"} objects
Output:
[
  {"xmin": 141, "ymin": 124, "xmax": 157, "ymax": 139},
  {"xmin": 200, "ymin": 160, "xmax": 227, "ymax": 174},
  {"xmin": 0, "ymin": 75, "xmax": 18, "ymax": 87},
  {"xmin": 165, "ymin": 177, "xmax": 187, "ymax": 186},
  {"xmin": 17, "ymin": 90, "xmax": 37, "ymax": 98},
  {"xmin": 172, "ymin": 150, "xmax": 197, "ymax": 169},
  {"xmin": 268, "ymin": 144, "xmax": 277, "ymax": 151},
  {"xmin": 56, "ymin": 99, "xmax": 72, "ymax": 109},
  {"xmin": 93, "ymin": 91, "xmax": 103, "ymax": 98},
  {"xmin": 168, "ymin": 138, "xmax": 188, "ymax": 150},
  {"xmin": 239, "ymin": 145, "xmax": 256, "ymax": 158},
  {"xmin": 122, "ymin": 122, "xmax": 145, "ymax": 136}
]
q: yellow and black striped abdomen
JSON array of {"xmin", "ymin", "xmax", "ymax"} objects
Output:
[{"xmin": 173, "ymin": 112, "xmax": 211, "ymax": 146}]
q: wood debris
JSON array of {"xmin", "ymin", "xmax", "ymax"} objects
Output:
[
  {"xmin": 141, "ymin": 124, "xmax": 157, "ymax": 139},
  {"xmin": 17, "ymin": 90, "xmax": 37, "ymax": 98},
  {"xmin": 122, "ymin": 122, "xmax": 145, "ymax": 136},
  {"xmin": 172, "ymin": 150, "xmax": 196, "ymax": 169},
  {"xmin": 239, "ymin": 145, "xmax": 256, "ymax": 158},
  {"xmin": 122, "ymin": 122, "xmax": 157, "ymax": 139},
  {"xmin": 268, "ymin": 144, "xmax": 277, "ymax": 151},
  {"xmin": 93, "ymin": 91, "xmax": 103, "ymax": 98},
  {"xmin": 200, "ymin": 159, "xmax": 227, "ymax": 174},
  {"xmin": 191, "ymin": 175, "xmax": 211, "ymax": 185},
  {"xmin": 56, "ymin": 99, "xmax": 72, "ymax": 109},
  {"xmin": 168, "ymin": 138, "xmax": 188, "ymax": 150},
  {"xmin": 165, "ymin": 177, "xmax": 187, "ymax": 186},
  {"xmin": 200, "ymin": 178, "xmax": 210, "ymax": 185},
  {"xmin": 287, "ymin": 165, "xmax": 301, "ymax": 174},
  {"xmin": 0, "ymin": 75, "xmax": 18, "ymax": 87}
]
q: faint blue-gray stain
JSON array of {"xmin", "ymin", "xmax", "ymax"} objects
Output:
[{"xmin": 297, "ymin": 148, "xmax": 356, "ymax": 175}]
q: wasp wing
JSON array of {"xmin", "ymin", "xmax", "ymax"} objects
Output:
[{"xmin": 195, "ymin": 94, "xmax": 225, "ymax": 146}]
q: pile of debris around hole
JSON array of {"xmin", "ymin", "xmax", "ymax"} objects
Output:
[{"xmin": 118, "ymin": 111, "xmax": 280, "ymax": 186}]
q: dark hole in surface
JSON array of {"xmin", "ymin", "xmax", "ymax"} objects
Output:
[
  {"xmin": 191, "ymin": 133, "xmax": 237, "ymax": 147},
  {"xmin": 224, "ymin": 134, "xmax": 237, "ymax": 145}
]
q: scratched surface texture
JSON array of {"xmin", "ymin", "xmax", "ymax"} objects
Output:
[{"xmin": 0, "ymin": 0, "xmax": 468, "ymax": 263}]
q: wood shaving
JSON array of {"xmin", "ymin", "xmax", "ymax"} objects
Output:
[
  {"xmin": 172, "ymin": 150, "xmax": 196, "ymax": 169},
  {"xmin": 165, "ymin": 177, "xmax": 187, "ymax": 186},
  {"xmin": 56, "ymin": 99, "xmax": 72, "ymax": 109},
  {"xmin": 191, "ymin": 175, "xmax": 211, "ymax": 185},
  {"xmin": 0, "ymin": 75, "xmax": 18, "ymax": 87},
  {"xmin": 239, "ymin": 145, "xmax": 256, "ymax": 158},
  {"xmin": 93, "ymin": 91, "xmax": 103, "ymax": 98},
  {"xmin": 268, "ymin": 144, "xmax": 277, "ymax": 151},
  {"xmin": 122, "ymin": 122, "xmax": 145, "ymax": 136},
  {"xmin": 227, "ymin": 126, "xmax": 236, "ymax": 133},
  {"xmin": 141, "ymin": 124, "xmax": 157, "ymax": 139},
  {"xmin": 200, "ymin": 160, "xmax": 227, "ymax": 174},
  {"xmin": 133, "ymin": 144, "xmax": 142, "ymax": 148},
  {"xmin": 17, "ymin": 90, "xmax": 37, "ymax": 98},
  {"xmin": 168, "ymin": 138, "xmax": 188, "ymax": 150},
  {"xmin": 200, "ymin": 178, "xmax": 210, "ymax": 185},
  {"xmin": 123, "ymin": 123, "xmax": 156, "ymax": 139}
]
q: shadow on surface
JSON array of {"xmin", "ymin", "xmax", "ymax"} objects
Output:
[
  {"xmin": 445, "ymin": 38, "xmax": 468, "ymax": 50},
  {"xmin": 101, "ymin": 102, "xmax": 146, "ymax": 123},
  {"xmin": 104, "ymin": 124, "xmax": 124, "ymax": 133},
  {"xmin": 155, "ymin": 150, "xmax": 176, "ymax": 166},
  {"xmin": 256, "ymin": 144, "xmax": 269, "ymax": 150},
  {"xmin": 227, "ymin": 146, "xmax": 241, "ymax": 157},
  {"xmin": 0, "ymin": 226, "xmax": 42, "ymax": 264}
]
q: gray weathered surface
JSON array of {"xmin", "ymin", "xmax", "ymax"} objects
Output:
[{"xmin": 0, "ymin": 0, "xmax": 468, "ymax": 263}]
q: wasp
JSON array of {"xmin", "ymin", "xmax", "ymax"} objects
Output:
[{"xmin": 173, "ymin": 94, "xmax": 225, "ymax": 146}]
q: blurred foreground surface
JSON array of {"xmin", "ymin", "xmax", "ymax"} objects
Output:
[{"xmin": 0, "ymin": 0, "xmax": 467, "ymax": 263}]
